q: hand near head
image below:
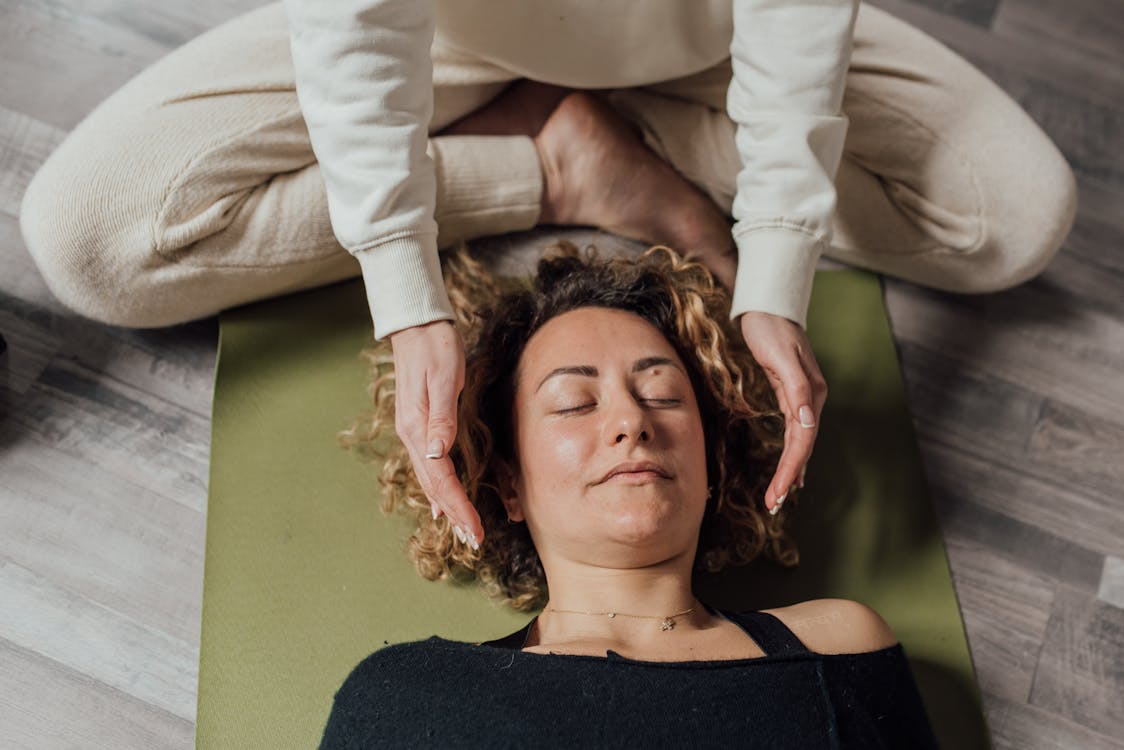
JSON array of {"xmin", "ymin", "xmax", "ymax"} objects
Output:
[
  {"xmin": 388, "ymin": 320, "xmax": 482, "ymax": 548},
  {"xmin": 739, "ymin": 311, "xmax": 827, "ymax": 515}
]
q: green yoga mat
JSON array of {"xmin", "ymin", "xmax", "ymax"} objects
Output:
[{"xmin": 198, "ymin": 269, "xmax": 987, "ymax": 748}]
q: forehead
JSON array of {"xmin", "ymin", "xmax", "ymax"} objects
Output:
[{"xmin": 518, "ymin": 307, "xmax": 682, "ymax": 382}]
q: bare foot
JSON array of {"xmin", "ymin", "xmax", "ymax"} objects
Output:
[
  {"xmin": 437, "ymin": 79, "xmax": 574, "ymax": 138},
  {"xmin": 534, "ymin": 91, "xmax": 737, "ymax": 290}
]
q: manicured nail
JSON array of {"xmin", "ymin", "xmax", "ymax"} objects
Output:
[
  {"xmin": 467, "ymin": 531, "xmax": 479, "ymax": 551},
  {"xmin": 425, "ymin": 439, "xmax": 444, "ymax": 459},
  {"xmin": 769, "ymin": 492, "xmax": 787, "ymax": 516},
  {"xmin": 430, "ymin": 503, "xmax": 439, "ymax": 520},
  {"xmin": 798, "ymin": 406, "xmax": 815, "ymax": 428},
  {"xmin": 797, "ymin": 465, "xmax": 807, "ymax": 489}
]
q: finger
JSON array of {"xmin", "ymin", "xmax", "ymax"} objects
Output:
[
  {"xmin": 394, "ymin": 377, "xmax": 459, "ymax": 528},
  {"xmin": 424, "ymin": 376, "xmax": 460, "ymax": 464},
  {"xmin": 400, "ymin": 438, "xmax": 442, "ymax": 520},
  {"xmin": 405, "ymin": 436, "xmax": 481, "ymax": 549},
  {"xmin": 759, "ymin": 365, "xmax": 792, "ymax": 510},
  {"xmin": 768, "ymin": 361, "xmax": 819, "ymax": 513},
  {"xmin": 793, "ymin": 342, "xmax": 827, "ymax": 491},
  {"xmin": 392, "ymin": 360, "xmax": 443, "ymax": 514},
  {"xmin": 795, "ymin": 340, "xmax": 829, "ymax": 420},
  {"xmin": 423, "ymin": 368, "xmax": 482, "ymax": 544},
  {"xmin": 422, "ymin": 454, "xmax": 482, "ymax": 545},
  {"xmin": 772, "ymin": 416, "xmax": 806, "ymax": 510}
]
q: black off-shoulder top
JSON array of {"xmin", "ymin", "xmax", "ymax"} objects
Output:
[{"xmin": 319, "ymin": 608, "xmax": 938, "ymax": 749}]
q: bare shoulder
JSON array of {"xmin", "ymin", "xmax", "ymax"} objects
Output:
[{"xmin": 764, "ymin": 599, "xmax": 898, "ymax": 655}]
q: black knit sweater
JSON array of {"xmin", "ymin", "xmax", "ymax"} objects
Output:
[{"xmin": 319, "ymin": 610, "xmax": 937, "ymax": 749}]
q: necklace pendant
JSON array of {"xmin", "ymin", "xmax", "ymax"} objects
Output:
[{"xmin": 660, "ymin": 617, "xmax": 675, "ymax": 631}]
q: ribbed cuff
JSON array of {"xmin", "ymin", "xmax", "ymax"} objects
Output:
[
  {"xmin": 356, "ymin": 233, "xmax": 455, "ymax": 340},
  {"xmin": 728, "ymin": 225, "xmax": 823, "ymax": 329},
  {"xmin": 428, "ymin": 135, "xmax": 543, "ymax": 246}
]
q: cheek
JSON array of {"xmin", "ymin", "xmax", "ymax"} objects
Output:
[
  {"xmin": 517, "ymin": 420, "xmax": 592, "ymax": 495},
  {"xmin": 673, "ymin": 411, "xmax": 709, "ymax": 484}
]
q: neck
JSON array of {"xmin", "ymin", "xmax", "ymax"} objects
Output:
[{"xmin": 531, "ymin": 551, "xmax": 712, "ymax": 650}]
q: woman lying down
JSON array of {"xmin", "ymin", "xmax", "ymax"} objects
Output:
[{"xmin": 326, "ymin": 243, "xmax": 938, "ymax": 748}]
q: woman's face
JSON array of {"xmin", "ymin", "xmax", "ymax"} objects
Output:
[{"xmin": 505, "ymin": 306, "xmax": 709, "ymax": 568}]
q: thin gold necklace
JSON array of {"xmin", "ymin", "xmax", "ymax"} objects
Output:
[{"xmin": 545, "ymin": 605, "xmax": 696, "ymax": 631}]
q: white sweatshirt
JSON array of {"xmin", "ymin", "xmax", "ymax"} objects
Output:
[{"xmin": 284, "ymin": 0, "xmax": 859, "ymax": 339}]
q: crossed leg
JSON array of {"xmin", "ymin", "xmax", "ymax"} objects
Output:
[
  {"xmin": 602, "ymin": 1, "xmax": 1076, "ymax": 294},
  {"xmin": 19, "ymin": 1, "xmax": 1075, "ymax": 329}
]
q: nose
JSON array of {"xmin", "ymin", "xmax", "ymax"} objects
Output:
[{"xmin": 604, "ymin": 393, "xmax": 653, "ymax": 446}]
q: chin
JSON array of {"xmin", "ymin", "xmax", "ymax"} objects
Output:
[{"xmin": 597, "ymin": 492, "xmax": 699, "ymax": 547}]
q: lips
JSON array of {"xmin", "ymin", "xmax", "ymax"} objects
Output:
[{"xmin": 599, "ymin": 460, "xmax": 672, "ymax": 484}]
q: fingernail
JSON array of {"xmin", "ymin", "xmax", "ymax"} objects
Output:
[
  {"xmin": 425, "ymin": 439, "xmax": 444, "ymax": 459},
  {"xmin": 797, "ymin": 465, "xmax": 807, "ymax": 489},
  {"xmin": 454, "ymin": 526, "xmax": 467, "ymax": 544},
  {"xmin": 467, "ymin": 531, "xmax": 479, "ymax": 551},
  {"xmin": 769, "ymin": 492, "xmax": 787, "ymax": 516},
  {"xmin": 430, "ymin": 503, "xmax": 439, "ymax": 520},
  {"xmin": 798, "ymin": 406, "xmax": 815, "ymax": 429}
]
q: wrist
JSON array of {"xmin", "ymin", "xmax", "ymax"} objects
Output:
[{"xmin": 390, "ymin": 318, "xmax": 454, "ymax": 343}]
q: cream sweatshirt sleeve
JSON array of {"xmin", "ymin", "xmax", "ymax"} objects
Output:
[
  {"xmin": 283, "ymin": 0, "xmax": 453, "ymax": 340},
  {"xmin": 726, "ymin": 0, "xmax": 859, "ymax": 329}
]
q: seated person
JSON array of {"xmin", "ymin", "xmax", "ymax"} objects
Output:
[{"xmin": 325, "ymin": 243, "xmax": 937, "ymax": 748}]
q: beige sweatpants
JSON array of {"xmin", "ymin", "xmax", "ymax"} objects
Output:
[{"xmin": 19, "ymin": 2, "xmax": 1076, "ymax": 328}]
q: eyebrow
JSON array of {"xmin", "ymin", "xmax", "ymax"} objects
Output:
[{"xmin": 534, "ymin": 356, "xmax": 683, "ymax": 393}]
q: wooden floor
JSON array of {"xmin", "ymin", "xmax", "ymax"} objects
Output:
[{"xmin": 1, "ymin": 0, "xmax": 1121, "ymax": 747}]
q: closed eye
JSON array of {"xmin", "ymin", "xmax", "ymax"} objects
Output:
[
  {"xmin": 556, "ymin": 403, "xmax": 596, "ymax": 414},
  {"xmin": 556, "ymin": 398, "xmax": 681, "ymax": 415}
]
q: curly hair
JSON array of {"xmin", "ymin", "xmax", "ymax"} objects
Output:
[{"xmin": 339, "ymin": 241, "xmax": 799, "ymax": 611}]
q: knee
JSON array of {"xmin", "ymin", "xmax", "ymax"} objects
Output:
[
  {"xmin": 19, "ymin": 152, "xmax": 172, "ymax": 329},
  {"xmin": 962, "ymin": 143, "xmax": 1078, "ymax": 294}
]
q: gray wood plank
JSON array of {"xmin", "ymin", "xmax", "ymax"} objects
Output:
[
  {"xmin": 0, "ymin": 0, "xmax": 270, "ymax": 131},
  {"xmin": 2, "ymin": 216, "xmax": 217, "ymax": 419},
  {"xmin": 3, "ymin": 356, "xmax": 211, "ymax": 512},
  {"xmin": 907, "ymin": 0, "xmax": 999, "ymax": 28},
  {"xmin": 985, "ymin": 691, "xmax": 1124, "ymax": 750},
  {"xmin": 1099, "ymin": 557, "xmax": 1124, "ymax": 610},
  {"xmin": 917, "ymin": 434, "xmax": 1124, "ymax": 560},
  {"xmin": 1032, "ymin": 215, "xmax": 1124, "ymax": 321},
  {"xmin": 943, "ymin": 536, "xmax": 1056, "ymax": 701},
  {"xmin": 1029, "ymin": 586, "xmax": 1124, "ymax": 739},
  {"xmin": 1060, "ymin": 210, "xmax": 1124, "ymax": 279},
  {"xmin": 885, "ymin": 280, "xmax": 1124, "ymax": 436},
  {"xmin": 0, "ymin": 438, "xmax": 205, "ymax": 645},
  {"xmin": 0, "ymin": 213, "xmax": 68, "ymax": 314},
  {"xmin": 0, "ymin": 104, "xmax": 66, "ymax": 218},
  {"xmin": 0, "ymin": 556, "xmax": 198, "ymax": 721},
  {"xmin": 993, "ymin": 0, "xmax": 1124, "ymax": 72},
  {"xmin": 40, "ymin": 317, "xmax": 219, "ymax": 418},
  {"xmin": 0, "ymin": 637, "xmax": 193, "ymax": 750},
  {"xmin": 41, "ymin": 0, "xmax": 269, "ymax": 50},
  {"xmin": 0, "ymin": 291, "xmax": 64, "ymax": 397},
  {"xmin": 934, "ymin": 490, "xmax": 1103, "ymax": 594},
  {"xmin": 1072, "ymin": 178, "xmax": 1124, "ymax": 232},
  {"xmin": 870, "ymin": 0, "xmax": 1124, "ymax": 108},
  {"xmin": 1028, "ymin": 399, "xmax": 1124, "ymax": 504},
  {"xmin": 0, "ymin": 0, "xmax": 171, "ymax": 129}
]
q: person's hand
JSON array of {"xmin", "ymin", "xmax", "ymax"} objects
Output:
[
  {"xmin": 389, "ymin": 320, "xmax": 482, "ymax": 549},
  {"xmin": 739, "ymin": 311, "xmax": 827, "ymax": 515}
]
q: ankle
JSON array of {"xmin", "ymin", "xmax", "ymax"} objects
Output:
[
  {"xmin": 533, "ymin": 132, "xmax": 566, "ymax": 225},
  {"xmin": 438, "ymin": 80, "xmax": 573, "ymax": 138}
]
